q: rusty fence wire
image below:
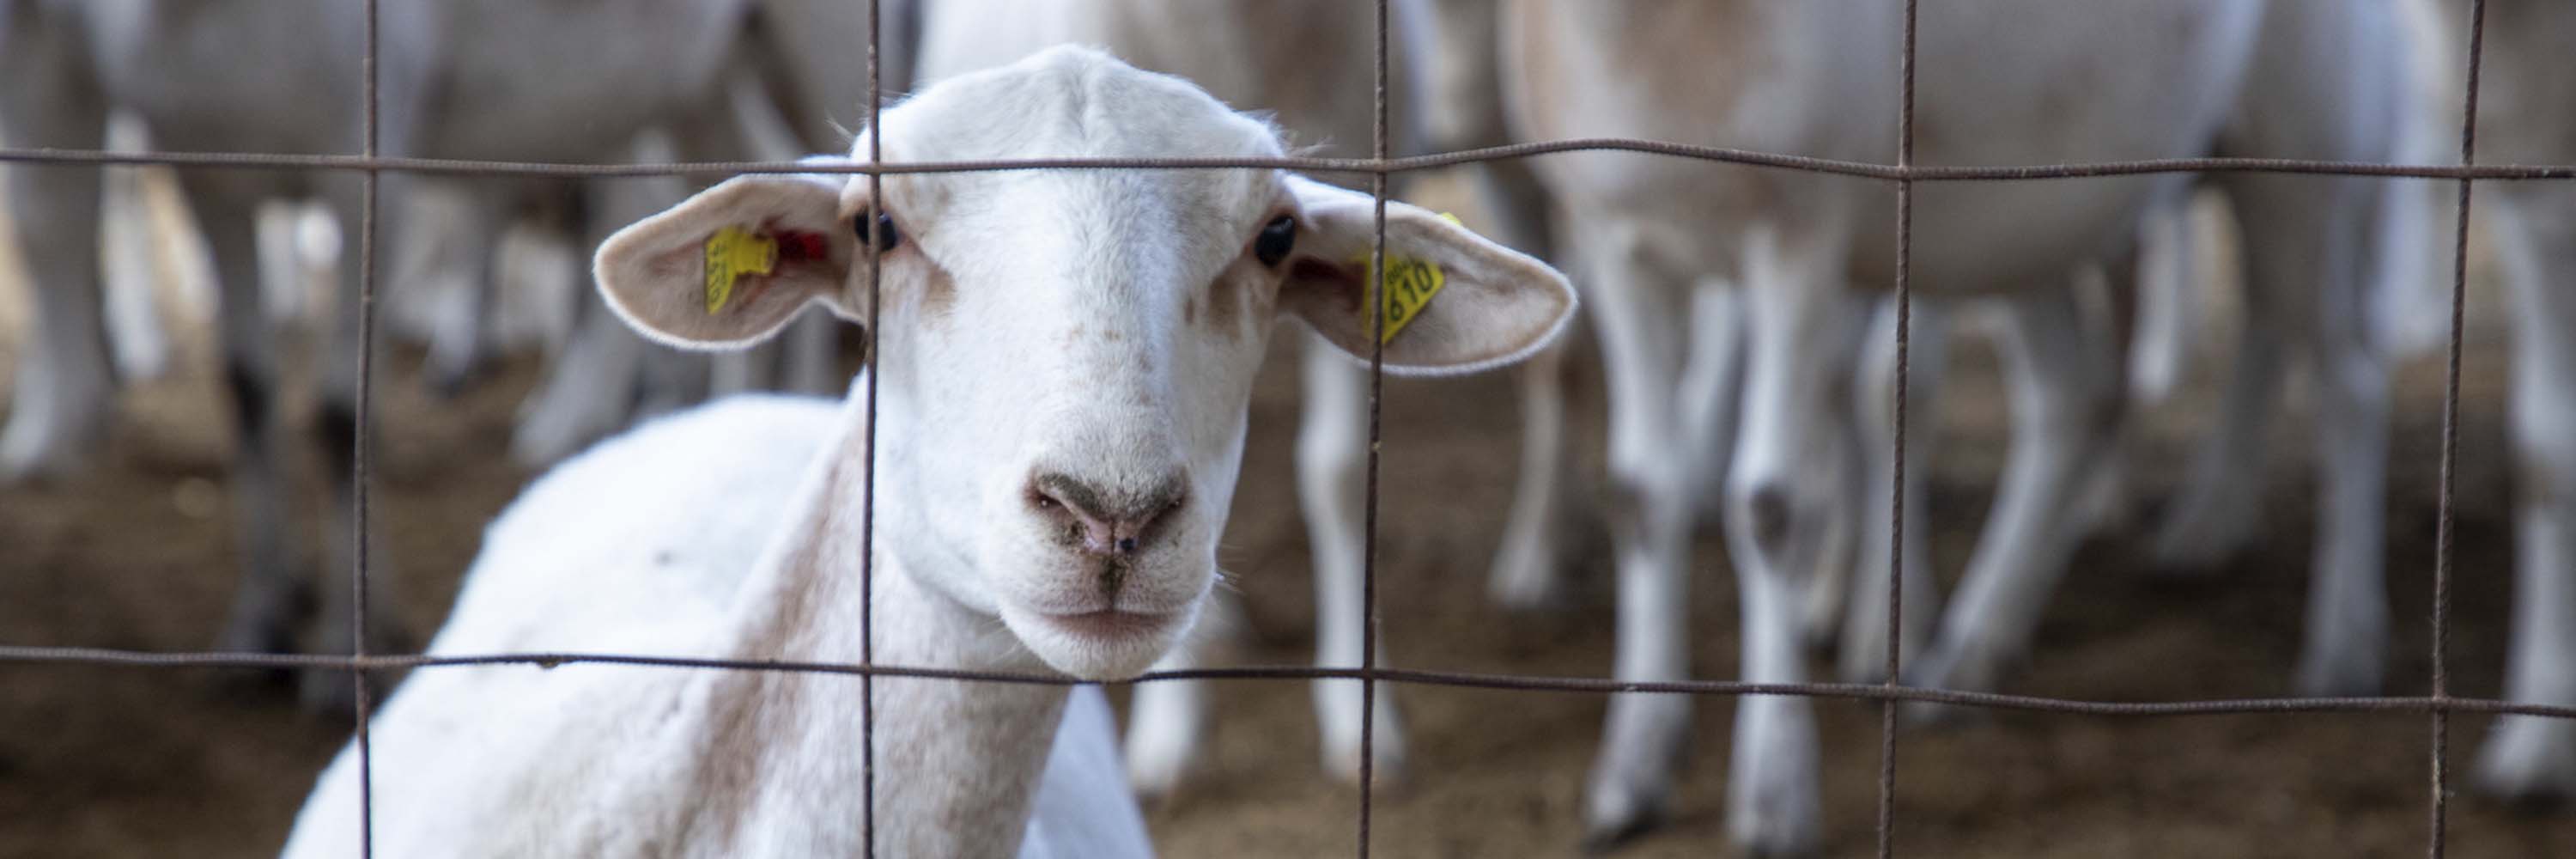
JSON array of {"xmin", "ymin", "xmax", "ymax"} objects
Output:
[{"xmin": 0, "ymin": 0, "xmax": 2559, "ymax": 857}]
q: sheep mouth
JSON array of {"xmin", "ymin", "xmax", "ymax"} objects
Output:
[{"xmin": 1026, "ymin": 608, "xmax": 1182, "ymax": 643}]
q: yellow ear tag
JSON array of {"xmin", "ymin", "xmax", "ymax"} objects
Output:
[
  {"xmin": 1352, "ymin": 212, "xmax": 1461, "ymax": 344},
  {"xmin": 704, "ymin": 226, "xmax": 779, "ymax": 314}
]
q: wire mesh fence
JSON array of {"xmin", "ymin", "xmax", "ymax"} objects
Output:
[{"xmin": 0, "ymin": 0, "xmax": 2563, "ymax": 856}]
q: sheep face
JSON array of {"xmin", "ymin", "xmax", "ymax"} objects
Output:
[{"xmin": 594, "ymin": 46, "xmax": 1577, "ymax": 680}]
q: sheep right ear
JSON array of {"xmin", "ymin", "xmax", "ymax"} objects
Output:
[{"xmin": 593, "ymin": 173, "xmax": 861, "ymax": 350}]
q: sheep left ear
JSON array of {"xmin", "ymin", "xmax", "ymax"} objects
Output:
[
  {"xmin": 592, "ymin": 173, "xmax": 862, "ymax": 350},
  {"xmin": 1276, "ymin": 175, "xmax": 1577, "ymax": 375}
]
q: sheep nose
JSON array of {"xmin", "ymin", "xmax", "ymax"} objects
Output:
[{"xmin": 1026, "ymin": 472, "xmax": 1188, "ymax": 556}]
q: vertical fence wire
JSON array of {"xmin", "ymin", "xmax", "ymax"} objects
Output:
[
  {"xmin": 350, "ymin": 0, "xmax": 382, "ymax": 855},
  {"xmin": 2428, "ymin": 1, "xmax": 2488, "ymax": 856},
  {"xmin": 1356, "ymin": 0, "xmax": 1393, "ymax": 855},
  {"xmin": 860, "ymin": 0, "xmax": 886, "ymax": 856},
  {"xmin": 1877, "ymin": 0, "xmax": 1921, "ymax": 856}
]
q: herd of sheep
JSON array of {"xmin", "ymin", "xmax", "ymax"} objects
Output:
[{"xmin": 3, "ymin": 1, "xmax": 2571, "ymax": 856}]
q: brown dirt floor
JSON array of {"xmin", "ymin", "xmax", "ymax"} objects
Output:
[{"xmin": 4, "ymin": 188, "xmax": 2575, "ymax": 857}]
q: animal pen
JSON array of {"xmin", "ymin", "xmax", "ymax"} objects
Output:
[{"xmin": 1, "ymin": 0, "xmax": 2572, "ymax": 856}]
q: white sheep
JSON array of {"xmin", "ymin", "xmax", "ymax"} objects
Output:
[
  {"xmin": 1840, "ymin": 0, "xmax": 2458, "ymax": 701},
  {"xmin": 278, "ymin": 46, "xmax": 1576, "ymax": 856},
  {"xmin": 914, "ymin": 0, "xmax": 1595, "ymax": 795},
  {"xmin": 508, "ymin": 0, "xmax": 924, "ymax": 466},
  {"xmin": 0, "ymin": 0, "xmax": 815, "ymax": 711},
  {"xmin": 1504, "ymin": 0, "xmax": 2427, "ymax": 851}
]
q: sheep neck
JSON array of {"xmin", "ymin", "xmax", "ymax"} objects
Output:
[{"xmin": 684, "ymin": 395, "xmax": 1066, "ymax": 857}]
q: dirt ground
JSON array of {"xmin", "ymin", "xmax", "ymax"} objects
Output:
[{"xmin": 5, "ymin": 189, "xmax": 2575, "ymax": 858}]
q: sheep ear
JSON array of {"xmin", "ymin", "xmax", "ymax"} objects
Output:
[
  {"xmin": 1276, "ymin": 175, "xmax": 1577, "ymax": 375},
  {"xmin": 593, "ymin": 173, "xmax": 861, "ymax": 350}
]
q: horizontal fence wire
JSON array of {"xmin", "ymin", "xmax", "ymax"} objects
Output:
[
  {"xmin": 5, "ymin": 143, "xmax": 2575, "ymax": 182},
  {"xmin": 1, "ymin": 644, "xmax": 2573, "ymax": 721}
]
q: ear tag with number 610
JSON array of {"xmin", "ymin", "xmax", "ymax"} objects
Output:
[{"xmin": 1353, "ymin": 211, "xmax": 1462, "ymax": 344}]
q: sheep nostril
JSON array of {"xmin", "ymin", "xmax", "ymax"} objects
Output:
[{"xmin": 1027, "ymin": 471, "xmax": 1186, "ymax": 557}]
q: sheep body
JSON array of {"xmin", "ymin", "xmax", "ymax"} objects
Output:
[{"xmin": 282, "ymin": 394, "xmax": 1150, "ymax": 856}]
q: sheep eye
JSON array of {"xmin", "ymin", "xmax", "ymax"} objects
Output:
[
  {"xmin": 1253, "ymin": 215, "xmax": 1296, "ymax": 267},
  {"xmin": 857, "ymin": 210, "xmax": 901, "ymax": 253}
]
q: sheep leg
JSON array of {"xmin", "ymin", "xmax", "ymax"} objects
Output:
[
  {"xmin": 1704, "ymin": 225, "xmax": 1862, "ymax": 856},
  {"xmin": 100, "ymin": 111, "xmax": 174, "ymax": 382},
  {"xmin": 1122, "ymin": 586, "xmax": 1246, "ymax": 797},
  {"xmin": 301, "ymin": 173, "xmax": 427, "ymax": 714},
  {"xmin": 2288, "ymin": 186, "xmax": 2393, "ymax": 698},
  {"xmin": 2127, "ymin": 193, "xmax": 2202, "ymax": 405},
  {"xmin": 2473, "ymin": 197, "xmax": 2576, "ymax": 801},
  {"xmin": 1841, "ymin": 298, "xmax": 1950, "ymax": 683},
  {"xmin": 510, "ymin": 174, "xmax": 680, "ymax": 466},
  {"xmin": 1573, "ymin": 218, "xmax": 1694, "ymax": 846},
  {"xmin": 1906, "ymin": 289, "xmax": 2119, "ymax": 709},
  {"xmin": 1487, "ymin": 339, "xmax": 1575, "ymax": 609},
  {"xmin": 2149, "ymin": 210, "xmax": 2281, "ymax": 576},
  {"xmin": 2194, "ymin": 170, "xmax": 2395, "ymax": 698},
  {"xmin": 0, "ymin": 19, "xmax": 114, "ymax": 482},
  {"xmin": 179, "ymin": 178, "xmax": 307, "ymax": 663},
  {"xmin": 1297, "ymin": 337, "xmax": 1407, "ymax": 788},
  {"xmin": 415, "ymin": 181, "xmax": 508, "ymax": 398},
  {"xmin": 1461, "ymin": 151, "xmax": 1583, "ymax": 610}
]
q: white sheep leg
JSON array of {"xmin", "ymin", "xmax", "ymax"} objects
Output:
[
  {"xmin": 1706, "ymin": 228, "xmax": 1861, "ymax": 856},
  {"xmin": 2128, "ymin": 194, "xmax": 2201, "ymax": 405},
  {"xmin": 398, "ymin": 180, "xmax": 507, "ymax": 397},
  {"xmin": 1576, "ymin": 219, "xmax": 1695, "ymax": 846},
  {"xmin": 418, "ymin": 203, "xmax": 503, "ymax": 396},
  {"xmin": 179, "ymin": 178, "xmax": 306, "ymax": 661},
  {"xmin": 1123, "ymin": 625, "xmax": 1212, "ymax": 800},
  {"xmin": 1297, "ymin": 337, "xmax": 1406, "ymax": 787},
  {"xmin": 1671, "ymin": 277, "xmax": 1744, "ymax": 540},
  {"xmin": 1122, "ymin": 586, "xmax": 1245, "ymax": 798},
  {"xmin": 1841, "ymin": 299, "xmax": 1949, "ymax": 683},
  {"xmin": 99, "ymin": 110, "xmax": 173, "ymax": 382},
  {"xmin": 1908, "ymin": 289, "xmax": 2117, "ymax": 706},
  {"xmin": 253, "ymin": 201, "xmax": 313, "ymax": 328},
  {"xmin": 494, "ymin": 222, "xmax": 580, "ymax": 356},
  {"xmin": 1464, "ymin": 155, "xmax": 1583, "ymax": 611},
  {"xmin": 2473, "ymin": 198, "xmax": 2576, "ymax": 801},
  {"xmin": 1120, "ymin": 655, "xmax": 1206, "ymax": 799},
  {"xmin": 2069, "ymin": 260, "xmax": 2145, "ymax": 539},
  {"xmin": 2476, "ymin": 485, "xmax": 2576, "ymax": 802},
  {"xmin": 0, "ymin": 27, "xmax": 114, "ymax": 482},
  {"xmin": 2293, "ymin": 295, "xmax": 2392, "ymax": 695},
  {"xmin": 301, "ymin": 174, "xmax": 421, "ymax": 713},
  {"xmin": 1487, "ymin": 340, "xmax": 1574, "ymax": 608},
  {"xmin": 2230, "ymin": 174, "xmax": 2393, "ymax": 698},
  {"xmin": 2149, "ymin": 283, "xmax": 2282, "ymax": 575},
  {"xmin": 513, "ymin": 288, "xmax": 653, "ymax": 466},
  {"xmin": 1797, "ymin": 392, "xmax": 1864, "ymax": 655},
  {"xmin": 511, "ymin": 174, "xmax": 682, "ymax": 467}
]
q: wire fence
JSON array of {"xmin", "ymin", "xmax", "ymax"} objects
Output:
[{"xmin": 0, "ymin": 0, "xmax": 2559, "ymax": 856}]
